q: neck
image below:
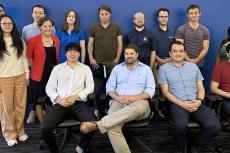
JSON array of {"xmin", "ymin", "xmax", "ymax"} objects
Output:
[
  {"xmin": 135, "ymin": 26, "xmax": 144, "ymax": 32},
  {"xmin": 68, "ymin": 24, "xmax": 74, "ymax": 32},
  {"xmin": 189, "ymin": 21, "xmax": 199, "ymax": 29},
  {"xmin": 126, "ymin": 61, "xmax": 138, "ymax": 70},
  {"xmin": 3, "ymin": 33, "xmax": 11, "ymax": 37},
  {"xmin": 67, "ymin": 60, "xmax": 78, "ymax": 68},
  {"xmin": 173, "ymin": 61, "xmax": 183, "ymax": 67},
  {"xmin": 41, "ymin": 33, "xmax": 51, "ymax": 39},
  {"xmin": 159, "ymin": 24, "xmax": 167, "ymax": 31},
  {"xmin": 33, "ymin": 21, "xmax": 38, "ymax": 27},
  {"xmin": 101, "ymin": 22, "xmax": 110, "ymax": 28}
]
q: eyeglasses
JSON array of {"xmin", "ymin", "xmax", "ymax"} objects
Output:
[
  {"xmin": 33, "ymin": 11, "xmax": 45, "ymax": 15},
  {"xmin": 1, "ymin": 22, "xmax": 13, "ymax": 26},
  {"xmin": 159, "ymin": 16, "xmax": 168, "ymax": 18}
]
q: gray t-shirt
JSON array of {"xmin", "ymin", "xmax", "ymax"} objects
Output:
[{"xmin": 175, "ymin": 23, "xmax": 210, "ymax": 67}]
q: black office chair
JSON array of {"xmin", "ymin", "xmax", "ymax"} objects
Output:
[
  {"xmin": 39, "ymin": 118, "xmax": 81, "ymax": 153},
  {"xmin": 122, "ymin": 97, "xmax": 157, "ymax": 153}
]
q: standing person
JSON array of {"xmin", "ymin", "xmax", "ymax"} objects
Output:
[
  {"xmin": 43, "ymin": 42, "xmax": 97, "ymax": 153},
  {"xmin": 80, "ymin": 44, "xmax": 155, "ymax": 153},
  {"xmin": 57, "ymin": 10, "xmax": 86, "ymax": 64},
  {"xmin": 88, "ymin": 4, "xmax": 123, "ymax": 116},
  {"xmin": 175, "ymin": 4, "xmax": 210, "ymax": 71},
  {"xmin": 215, "ymin": 26, "xmax": 230, "ymax": 64},
  {"xmin": 27, "ymin": 17, "xmax": 59, "ymax": 123},
  {"xmin": 22, "ymin": 4, "xmax": 55, "ymax": 124},
  {"xmin": 0, "ymin": 15, "xmax": 30, "ymax": 146},
  {"xmin": 158, "ymin": 41, "xmax": 220, "ymax": 153},
  {"xmin": 126, "ymin": 12, "xmax": 155, "ymax": 69},
  {"xmin": 154, "ymin": 8, "xmax": 175, "ymax": 66}
]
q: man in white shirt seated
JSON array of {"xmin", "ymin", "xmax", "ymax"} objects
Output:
[{"xmin": 41, "ymin": 42, "xmax": 97, "ymax": 153}]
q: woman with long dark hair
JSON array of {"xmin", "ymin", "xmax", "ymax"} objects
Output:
[
  {"xmin": 57, "ymin": 10, "xmax": 86, "ymax": 63},
  {"xmin": 0, "ymin": 15, "xmax": 29, "ymax": 146},
  {"xmin": 27, "ymin": 17, "xmax": 59, "ymax": 123},
  {"xmin": 216, "ymin": 26, "xmax": 230, "ymax": 64}
]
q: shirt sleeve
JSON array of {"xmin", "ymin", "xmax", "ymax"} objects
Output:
[
  {"xmin": 79, "ymin": 29, "xmax": 86, "ymax": 40},
  {"xmin": 89, "ymin": 25, "xmax": 95, "ymax": 38},
  {"xmin": 150, "ymin": 31, "xmax": 156, "ymax": 51},
  {"xmin": 22, "ymin": 27, "xmax": 27, "ymax": 43},
  {"xmin": 46, "ymin": 66, "xmax": 59, "ymax": 104},
  {"xmin": 195, "ymin": 64, "xmax": 204, "ymax": 81},
  {"xmin": 203, "ymin": 27, "xmax": 210, "ymax": 41},
  {"xmin": 157, "ymin": 66, "xmax": 168, "ymax": 85},
  {"xmin": 106, "ymin": 66, "xmax": 118, "ymax": 94},
  {"xmin": 144, "ymin": 67, "xmax": 155, "ymax": 98},
  {"xmin": 22, "ymin": 40, "xmax": 30, "ymax": 78},
  {"xmin": 26, "ymin": 37, "xmax": 35, "ymax": 60},
  {"xmin": 175, "ymin": 26, "xmax": 185, "ymax": 40},
  {"xmin": 78, "ymin": 67, "xmax": 94, "ymax": 101},
  {"xmin": 116, "ymin": 24, "xmax": 122, "ymax": 36},
  {"xmin": 211, "ymin": 65, "xmax": 221, "ymax": 83}
]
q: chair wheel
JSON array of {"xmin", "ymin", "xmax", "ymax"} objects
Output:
[{"xmin": 215, "ymin": 146, "xmax": 223, "ymax": 153}]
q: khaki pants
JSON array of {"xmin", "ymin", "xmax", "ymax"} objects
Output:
[
  {"xmin": 97, "ymin": 99, "xmax": 150, "ymax": 153},
  {"xmin": 0, "ymin": 74, "xmax": 27, "ymax": 141}
]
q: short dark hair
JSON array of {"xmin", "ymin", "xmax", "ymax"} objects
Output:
[
  {"xmin": 38, "ymin": 16, "xmax": 54, "ymax": 27},
  {"xmin": 65, "ymin": 42, "xmax": 81, "ymax": 53},
  {"xmin": 32, "ymin": 4, "xmax": 46, "ymax": 13},
  {"xmin": 125, "ymin": 43, "xmax": 138, "ymax": 53},
  {"xmin": 187, "ymin": 4, "xmax": 200, "ymax": 13},
  {"xmin": 98, "ymin": 4, "xmax": 112, "ymax": 14},
  {"xmin": 0, "ymin": 4, "xmax": 4, "ymax": 10},
  {"xmin": 170, "ymin": 40, "xmax": 184, "ymax": 52},
  {"xmin": 157, "ymin": 8, "xmax": 169, "ymax": 17}
]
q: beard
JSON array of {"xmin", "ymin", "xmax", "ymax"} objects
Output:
[{"xmin": 135, "ymin": 23, "xmax": 144, "ymax": 28}]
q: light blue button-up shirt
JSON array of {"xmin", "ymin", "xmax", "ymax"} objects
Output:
[
  {"xmin": 158, "ymin": 61, "xmax": 203, "ymax": 101},
  {"xmin": 106, "ymin": 62, "xmax": 155, "ymax": 98}
]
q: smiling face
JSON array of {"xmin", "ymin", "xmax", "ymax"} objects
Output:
[
  {"xmin": 66, "ymin": 11, "xmax": 76, "ymax": 25},
  {"xmin": 66, "ymin": 49, "xmax": 80, "ymax": 63},
  {"xmin": 40, "ymin": 20, "xmax": 53, "ymax": 36},
  {"xmin": 170, "ymin": 43, "xmax": 185, "ymax": 63},
  {"xmin": 133, "ymin": 12, "xmax": 145, "ymax": 28},
  {"xmin": 32, "ymin": 7, "xmax": 45, "ymax": 22},
  {"xmin": 1, "ymin": 16, "xmax": 13, "ymax": 34},
  {"xmin": 187, "ymin": 8, "xmax": 200, "ymax": 23},
  {"xmin": 124, "ymin": 48, "xmax": 138, "ymax": 65}
]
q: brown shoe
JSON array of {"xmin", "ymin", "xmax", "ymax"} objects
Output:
[{"xmin": 80, "ymin": 121, "xmax": 98, "ymax": 133}]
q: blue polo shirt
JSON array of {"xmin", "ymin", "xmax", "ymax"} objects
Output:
[
  {"xmin": 153, "ymin": 26, "xmax": 175, "ymax": 58},
  {"xmin": 157, "ymin": 61, "xmax": 203, "ymax": 101},
  {"xmin": 56, "ymin": 28, "xmax": 85, "ymax": 63},
  {"xmin": 126, "ymin": 28, "xmax": 155, "ymax": 63}
]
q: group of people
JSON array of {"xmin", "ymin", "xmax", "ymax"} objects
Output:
[{"xmin": 0, "ymin": 2, "xmax": 229, "ymax": 153}]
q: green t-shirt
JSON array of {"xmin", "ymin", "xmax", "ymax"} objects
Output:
[{"xmin": 89, "ymin": 23, "xmax": 122, "ymax": 62}]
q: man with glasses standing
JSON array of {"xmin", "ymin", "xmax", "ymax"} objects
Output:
[
  {"xmin": 126, "ymin": 12, "xmax": 155, "ymax": 69},
  {"xmin": 154, "ymin": 8, "xmax": 175, "ymax": 66}
]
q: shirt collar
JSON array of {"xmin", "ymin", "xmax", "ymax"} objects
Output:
[
  {"xmin": 158, "ymin": 25, "xmax": 169, "ymax": 32},
  {"xmin": 64, "ymin": 61, "xmax": 81, "ymax": 69},
  {"xmin": 170, "ymin": 60, "xmax": 185, "ymax": 68}
]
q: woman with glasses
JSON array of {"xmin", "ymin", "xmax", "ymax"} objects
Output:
[
  {"xmin": 0, "ymin": 15, "xmax": 29, "ymax": 146},
  {"xmin": 57, "ymin": 10, "xmax": 86, "ymax": 63},
  {"xmin": 27, "ymin": 16, "xmax": 59, "ymax": 124}
]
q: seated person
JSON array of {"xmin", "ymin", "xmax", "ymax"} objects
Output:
[
  {"xmin": 158, "ymin": 41, "xmax": 220, "ymax": 153},
  {"xmin": 211, "ymin": 43, "xmax": 230, "ymax": 118},
  {"xmin": 80, "ymin": 44, "xmax": 155, "ymax": 153},
  {"xmin": 42, "ymin": 42, "xmax": 97, "ymax": 153}
]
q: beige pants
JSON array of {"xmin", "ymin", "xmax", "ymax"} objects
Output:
[
  {"xmin": 97, "ymin": 99, "xmax": 150, "ymax": 153},
  {"xmin": 0, "ymin": 74, "xmax": 27, "ymax": 141}
]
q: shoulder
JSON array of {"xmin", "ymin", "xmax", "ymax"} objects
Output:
[
  {"xmin": 111, "ymin": 22, "xmax": 121, "ymax": 27},
  {"xmin": 199, "ymin": 24, "xmax": 209, "ymax": 32},
  {"xmin": 28, "ymin": 34, "xmax": 40, "ymax": 43},
  {"xmin": 22, "ymin": 24, "xmax": 33, "ymax": 31},
  {"xmin": 90, "ymin": 23, "xmax": 100, "ymax": 29}
]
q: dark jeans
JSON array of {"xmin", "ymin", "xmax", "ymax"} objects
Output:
[
  {"xmin": 169, "ymin": 104, "xmax": 221, "ymax": 152},
  {"xmin": 41, "ymin": 101, "xmax": 97, "ymax": 153},
  {"xmin": 221, "ymin": 100, "xmax": 230, "ymax": 117}
]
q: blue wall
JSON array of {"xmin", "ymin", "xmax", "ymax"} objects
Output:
[{"xmin": 2, "ymin": 0, "xmax": 230, "ymax": 93}]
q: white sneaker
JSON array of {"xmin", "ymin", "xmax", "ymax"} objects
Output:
[
  {"xmin": 18, "ymin": 134, "xmax": 28, "ymax": 142},
  {"xmin": 26, "ymin": 111, "xmax": 36, "ymax": 124},
  {"xmin": 6, "ymin": 139, "xmax": 18, "ymax": 146}
]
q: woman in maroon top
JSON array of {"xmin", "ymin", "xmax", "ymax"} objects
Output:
[{"xmin": 27, "ymin": 17, "xmax": 59, "ymax": 123}]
